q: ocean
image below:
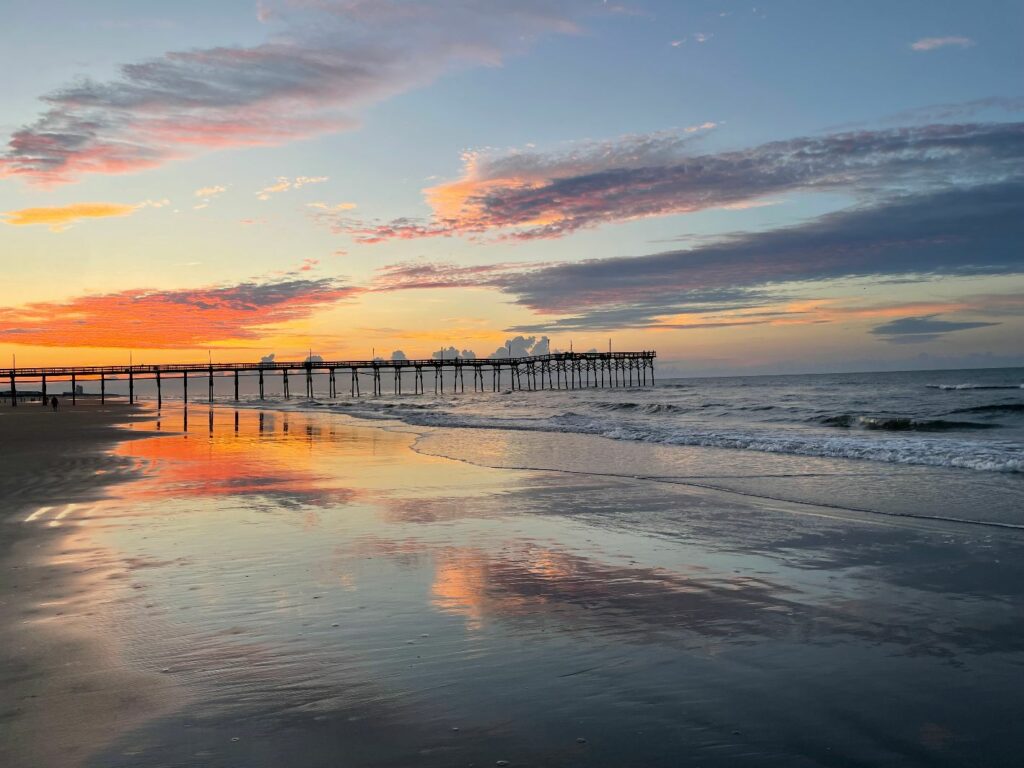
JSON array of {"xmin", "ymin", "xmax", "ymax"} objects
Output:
[{"xmin": 240, "ymin": 367, "xmax": 1024, "ymax": 527}]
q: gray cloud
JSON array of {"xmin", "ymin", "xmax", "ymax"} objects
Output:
[
  {"xmin": 870, "ymin": 315, "xmax": 1000, "ymax": 344},
  {"xmin": 339, "ymin": 121, "xmax": 1024, "ymax": 242},
  {"xmin": 492, "ymin": 180, "xmax": 1024, "ymax": 330},
  {"xmin": 368, "ymin": 180, "xmax": 1024, "ymax": 332}
]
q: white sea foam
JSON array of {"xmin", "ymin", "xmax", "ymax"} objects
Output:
[
  {"xmin": 271, "ymin": 399, "xmax": 1024, "ymax": 474},
  {"xmin": 928, "ymin": 383, "xmax": 1024, "ymax": 390},
  {"xmin": 236, "ymin": 367, "xmax": 1024, "ymax": 476}
]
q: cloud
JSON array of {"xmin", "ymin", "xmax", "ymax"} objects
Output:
[
  {"xmin": 1, "ymin": 1, "xmax": 598, "ymax": 184},
  {"xmin": 0, "ymin": 276, "xmax": 359, "ymax": 348},
  {"xmin": 308, "ymin": 201, "xmax": 357, "ymax": 211},
  {"xmin": 194, "ymin": 185, "xmax": 227, "ymax": 198},
  {"xmin": 2, "ymin": 202, "xmax": 141, "ymax": 231},
  {"xmin": 432, "ymin": 346, "xmax": 461, "ymax": 359},
  {"xmin": 882, "ymin": 97, "xmax": 1024, "ymax": 125},
  {"xmin": 372, "ymin": 180, "xmax": 1024, "ymax": 332},
  {"xmin": 373, "ymin": 261, "xmax": 544, "ymax": 291},
  {"xmin": 331, "ymin": 121, "xmax": 1024, "ymax": 242},
  {"xmin": 489, "ymin": 336, "xmax": 550, "ymax": 358},
  {"xmin": 257, "ymin": 175, "xmax": 328, "ymax": 200},
  {"xmin": 911, "ymin": 36, "xmax": 975, "ymax": 52},
  {"xmin": 390, "ymin": 350, "xmax": 407, "ymax": 360},
  {"xmin": 497, "ymin": 181, "xmax": 1024, "ymax": 329},
  {"xmin": 870, "ymin": 314, "xmax": 999, "ymax": 344},
  {"xmin": 260, "ymin": 352, "xmax": 276, "ymax": 363}
]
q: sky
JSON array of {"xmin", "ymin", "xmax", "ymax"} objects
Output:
[{"xmin": 1, "ymin": 0, "xmax": 1022, "ymax": 376}]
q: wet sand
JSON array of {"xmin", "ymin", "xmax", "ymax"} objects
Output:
[
  {"xmin": 3, "ymin": 403, "xmax": 1024, "ymax": 767},
  {"xmin": 0, "ymin": 403, "xmax": 179, "ymax": 768}
]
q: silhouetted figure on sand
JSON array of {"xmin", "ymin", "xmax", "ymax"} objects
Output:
[{"xmin": 50, "ymin": 396, "xmax": 59, "ymax": 411}]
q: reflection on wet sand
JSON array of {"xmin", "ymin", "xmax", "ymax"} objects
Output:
[
  {"xmin": 13, "ymin": 404, "xmax": 1023, "ymax": 767},
  {"xmin": 121, "ymin": 408, "xmax": 360, "ymax": 507}
]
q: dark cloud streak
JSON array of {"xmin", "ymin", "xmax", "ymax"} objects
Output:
[{"xmin": 871, "ymin": 315, "xmax": 1000, "ymax": 344}]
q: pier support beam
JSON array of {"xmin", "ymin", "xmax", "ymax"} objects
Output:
[
  {"xmin": 183, "ymin": 372, "xmax": 188, "ymax": 404},
  {"xmin": 208, "ymin": 366, "xmax": 214, "ymax": 403},
  {"xmin": 234, "ymin": 370, "xmax": 239, "ymax": 401},
  {"xmin": 41, "ymin": 375, "xmax": 47, "ymax": 406},
  {"xmin": 259, "ymin": 369, "xmax": 264, "ymax": 400},
  {"xmin": 8, "ymin": 371, "xmax": 15, "ymax": 407},
  {"xmin": 156, "ymin": 371, "xmax": 161, "ymax": 408}
]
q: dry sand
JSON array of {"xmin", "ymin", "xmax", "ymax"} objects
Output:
[{"xmin": 0, "ymin": 403, "xmax": 179, "ymax": 768}]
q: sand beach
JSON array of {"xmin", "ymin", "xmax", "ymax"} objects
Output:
[{"xmin": 1, "ymin": 401, "xmax": 1022, "ymax": 767}]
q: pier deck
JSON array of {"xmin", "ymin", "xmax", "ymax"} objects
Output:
[{"xmin": 3, "ymin": 351, "xmax": 656, "ymax": 406}]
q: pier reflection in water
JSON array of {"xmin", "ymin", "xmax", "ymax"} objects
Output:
[{"xmin": 55, "ymin": 404, "xmax": 1024, "ymax": 767}]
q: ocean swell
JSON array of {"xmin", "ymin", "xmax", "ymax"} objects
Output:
[{"xmin": 818, "ymin": 414, "xmax": 999, "ymax": 431}]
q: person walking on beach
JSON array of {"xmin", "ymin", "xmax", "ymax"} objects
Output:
[{"xmin": 50, "ymin": 396, "xmax": 59, "ymax": 411}]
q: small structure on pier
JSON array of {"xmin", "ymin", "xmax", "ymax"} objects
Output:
[{"xmin": 3, "ymin": 351, "xmax": 655, "ymax": 406}]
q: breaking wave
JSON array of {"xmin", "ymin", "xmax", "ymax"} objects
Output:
[
  {"xmin": 818, "ymin": 414, "xmax": 999, "ymax": 431},
  {"xmin": 928, "ymin": 383, "xmax": 1023, "ymax": 390},
  {"xmin": 288, "ymin": 401, "xmax": 1024, "ymax": 474}
]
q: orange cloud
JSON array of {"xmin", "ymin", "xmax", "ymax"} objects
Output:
[
  {"xmin": 0, "ymin": 277, "xmax": 359, "ymax": 348},
  {"xmin": 2, "ymin": 202, "xmax": 139, "ymax": 231}
]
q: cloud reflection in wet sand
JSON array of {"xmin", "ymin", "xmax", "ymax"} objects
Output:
[{"xmin": 113, "ymin": 408, "xmax": 361, "ymax": 508}]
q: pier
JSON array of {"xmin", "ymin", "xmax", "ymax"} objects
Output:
[{"xmin": 3, "ymin": 351, "xmax": 656, "ymax": 406}]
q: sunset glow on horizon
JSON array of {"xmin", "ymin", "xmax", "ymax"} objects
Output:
[{"xmin": 2, "ymin": 1, "xmax": 1022, "ymax": 375}]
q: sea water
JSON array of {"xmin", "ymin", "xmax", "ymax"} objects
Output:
[{"xmin": 253, "ymin": 367, "xmax": 1024, "ymax": 527}]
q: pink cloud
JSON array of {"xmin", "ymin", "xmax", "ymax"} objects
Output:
[{"xmin": 1, "ymin": 2, "xmax": 599, "ymax": 184}]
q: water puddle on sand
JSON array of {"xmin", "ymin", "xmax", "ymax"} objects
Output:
[{"xmin": 17, "ymin": 404, "xmax": 1024, "ymax": 768}]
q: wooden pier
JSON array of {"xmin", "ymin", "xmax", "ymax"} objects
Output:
[{"xmin": 3, "ymin": 351, "xmax": 656, "ymax": 406}]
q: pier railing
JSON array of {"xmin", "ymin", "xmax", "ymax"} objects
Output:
[{"xmin": 3, "ymin": 351, "xmax": 656, "ymax": 406}]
